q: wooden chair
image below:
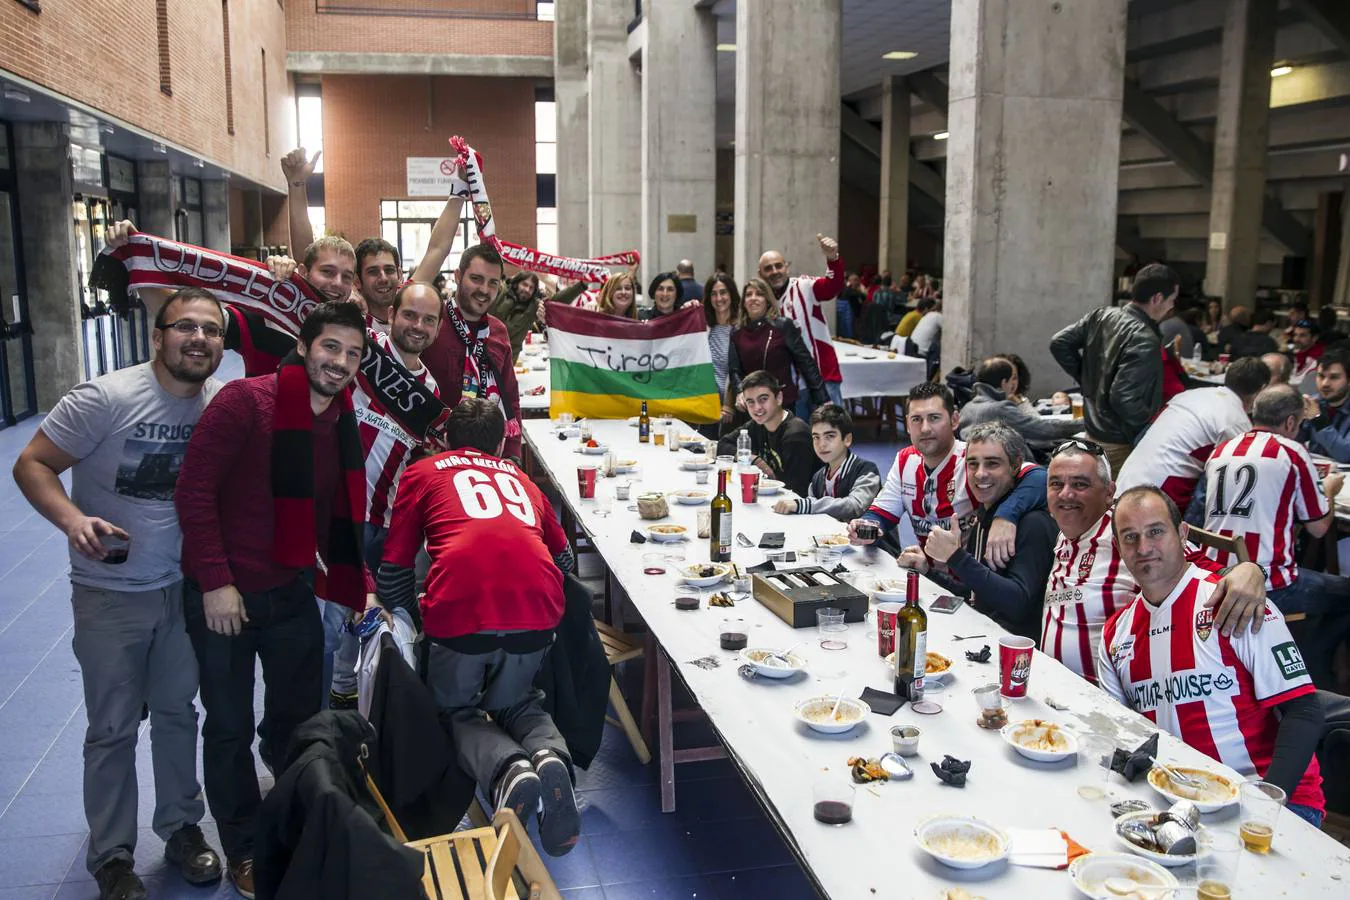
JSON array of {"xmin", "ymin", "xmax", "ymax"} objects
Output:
[
  {"xmin": 593, "ymin": 619, "xmax": 653, "ymax": 764},
  {"xmin": 1189, "ymin": 527, "xmax": 1309, "ymax": 624}
]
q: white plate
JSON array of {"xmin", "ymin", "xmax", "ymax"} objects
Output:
[
  {"xmin": 680, "ymin": 563, "xmax": 730, "ymax": 587},
  {"xmin": 672, "ymin": 490, "xmax": 710, "ymax": 505},
  {"xmin": 579, "ymin": 444, "xmax": 608, "ymax": 455},
  {"xmin": 680, "ymin": 461, "xmax": 714, "ymax": 471},
  {"xmin": 1068, "ymin": 852, "xmax": 1179, "ymax": 899},
  {"xmin": 614, "ymin": 459, "xmax": 638, "ymax": 473},
  {"xmin": 1113, "ymin": 811, "xmax": 1196, "ymax": 868},
  {"xmin": 758, "ymin": 479, "xmax": 784, "ymax": 495},
  {"xmin": 793, "ymin": 696, "xmax": 867, "ymax": 734},
  {"xmin": 1145, "ymin": 765, "xmax": 1239, "ymax": 813},
  {"xmin": 814, "ymin": 534, "xmax": 853, "ymax": 552},
  {"xmin": 739, "ymin": 648, "xmax": 806, "ymax": 679},
  {"xmin": 885, "ymin": 651, "xmax": 954, "ymax": 684},
  {"xmin": 646, "ymin": 526, "xmax": 689, "ymax": 543},
  {"xmin": 1000, "ymin": 719, "xmax": 1079, "ymax": 762},
  {"xmin": 914, "ymin": 815, "xmax": 1011, "ymax": 870}
]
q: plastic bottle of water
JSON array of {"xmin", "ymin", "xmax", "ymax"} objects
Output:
[
  {"xmin": 1191, "ymin": 340, "xmax": 1203, "ymax": 365},
  {"xmin": 736, "ymin": 430, "xmax": 752, "ymax": 466}
]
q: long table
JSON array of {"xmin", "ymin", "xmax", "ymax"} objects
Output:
[
  {"xmin": 832, "ymin": 340, "xmax": 928, "ymax": 399},
  {"xmin": 524, "ymin": 418, "xmax": 1349, "ymax": 898}
]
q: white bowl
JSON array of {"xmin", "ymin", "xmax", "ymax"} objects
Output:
[
  {"xmin": 1000, "ymin": 719, "xmax": 1079, "ymax": 762},
  {"xmin": 1145, "ymin": 764, "xmax": 1239, "ymax": 813},
  {"xmin": 793, "ymin": 696, "xmax": 868, "ymax": 734},
  {"xmin": 680, "ymin": 461, "xmax": 714, "ymax": 472},
  {"xmin": 815, "ymin": 534, "xmax": 852, "ymax": 551},
  {"xmin": 758, "ymin": 479, "xmax": 784, "ymax": 495},
  {"xmin": 913, "ymin": 815, "xmax": 1011, "ymax": 870},
  {"xmin": 614, "ymin": 459, "xmax": 638, "ymax": 473},
  {"xmin": 1068, "ymin": 852, "xmax": 1179, "ymax": 899},
  {"xmin": 646, "ymin": 525, "xmax": 689, "ymax": 543},
  {"xmin": 885, "ymin": 651, "xmax": 954, "ymax": 684},
  {"xmin": 579, "ymin": 444, "xmax": 608, "ymax": 455},
  {"xmin": 1113, "ymin": 811, "xmax": 1196, "ymax": 868},
  {"xmin": 672, "ymin": 490, "xmax": 709, "ymax": 505},
  {"xmin": 681, "ymin": 562, "xmax": 730, "ymax": 587},
  {"xmin": 740, "ymin": 648, "xmax": 806, "ymax": 679}
]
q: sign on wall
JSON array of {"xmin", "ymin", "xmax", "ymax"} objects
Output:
[{"xmin": 406, "ymin": 157, "xmax": 460, "ymax": 198}]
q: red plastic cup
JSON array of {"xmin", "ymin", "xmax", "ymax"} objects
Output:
[
  {"xmin": 740, "ymin": 468, "xmax": 760, "ymax": 503},
  {"xmin": 1218, "ymin": 352, "xmax": 1231, "ymax": 365},
  {"xmin": 999, "ymin": 636, "xmax": 1034, "ymax": 699},
  {"xmin": 875, "ymin": 601, "xmax": 902, "ymax": 658},
  {"xmin": 577, "ymin": 465, "xmax": 598, "ymax": 499}
]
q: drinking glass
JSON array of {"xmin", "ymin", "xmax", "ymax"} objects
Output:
[
  {"xmin": 696, "ymin": 509, "xmax": 712, "ymax": 539},
  {"xmin": 642, "ymin": 553, "xmax": 667, "ymax": 575},
  {"xmin": 593, "ymin": 486, "xmax": 613, "ymax": 518},
  {"xmin": 812, "ymin": 780, "xmax": 855, "ymax": 826},
  {"xmin": 1078, "ymin": 734, "xmax": 1115, "ymax": 793},
  {"xmin": 816, "ymin": 607, "xmax": 847, "ymax": 650},
  {"xmin": 1196, "ymin": 827, "xmax": 1242, "ymax": 898},
  {"xmin": 1239, "ymin": 781, "xmax": 1285, "ymax": 854},
  {"xmin": 663, "ymin": 541, "xmax": 688, "ymax": 565}
]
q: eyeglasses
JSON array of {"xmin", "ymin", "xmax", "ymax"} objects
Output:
[
  {"xmin": 1052, "ymin": 438, "xmax": 1106, "ymax": 458},
  {"xmin": 162, "ymin": 320, "xmax": 225, "ymax": 340}
]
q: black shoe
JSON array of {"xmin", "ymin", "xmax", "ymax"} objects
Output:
[
  {"xmin": 492, "ymin": 758, "xmax": 542, "ymax": 821},
  {"xmin": 94, "ymin": 858, "xmax": 147, "ymax": 900},
  {"xmin": 164, "ymin": 823, "xmax": 223, "ymax": 885},
  {"xmin": 329, "ymin": 689, "xmax": 359, "ymax": 710},
  {"xmin": 532, "ymin": 749, "xmax": 580, "ymax": 857}
]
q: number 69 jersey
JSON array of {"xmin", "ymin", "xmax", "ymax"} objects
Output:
[
  {"xmin": 383, "ymin": 447, "xmax": 569, "ymax": 640},
  {"xmin": 1201, "ymin": 430, "xmax": 1328, "ymax": 590}
]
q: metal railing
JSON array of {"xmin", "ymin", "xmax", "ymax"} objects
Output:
[{"xmin": 315, "ymin": 0, "xmax": 544, "ymax": 19}]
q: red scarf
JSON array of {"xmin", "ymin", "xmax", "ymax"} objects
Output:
[{"xmin": 271, "ymin": 361, "xmax": 367, "ymax": 611}]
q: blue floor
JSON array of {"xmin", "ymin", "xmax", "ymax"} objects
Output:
[{"xmin": 0, "ymin": 410, "xmax": 906, "ymax": 898}]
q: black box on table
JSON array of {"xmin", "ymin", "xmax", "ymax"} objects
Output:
[{"xmin": 751, "ymin": 567, "xmax": 868, "ymax": 628}]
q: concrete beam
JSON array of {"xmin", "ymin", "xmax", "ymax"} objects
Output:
[
  {"xmin": 840, "ymin": 104, "xmax": 945, "ymax": 205},
  {"xmin": 906, "ymin": 70, "xmax": 948, "ymax": 118},
  {"xmin": 285, "ymin": 52, "xmax": 553, "ymax": 78},
  {"xmin": 1290, "ymin": 0, "xmax": 1350, "ymax": 58},
  {"xmin": 1117, "ymin": 214, "xmax": 1168, "ymax": 261}
]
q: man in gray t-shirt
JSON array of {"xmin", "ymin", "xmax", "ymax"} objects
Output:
[{"xmin": 12, "ymin": 288, "xmax": 227, "ymax": 899}]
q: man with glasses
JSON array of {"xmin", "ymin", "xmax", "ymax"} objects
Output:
[
  {"xmin": 12, "ymin": 288, "xmax": 227, "ymax": 900},
  {"xmin": 1045, "ymin": 439, "xmax": 1267, "ymax": 685}
]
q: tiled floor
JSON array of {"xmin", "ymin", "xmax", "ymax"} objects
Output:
[{"xmin": 0, "ymin": 410, "xmax": 902, "ymax": 898}]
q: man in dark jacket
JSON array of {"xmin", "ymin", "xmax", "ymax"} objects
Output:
[
  {"xmin": 1228, "ymin": 308, "xmax": 1280, "ymax": 359},
  {"xmin": 957, "ymin": 357, "xmax": 1084, "ymax": 454},
  {"xmin": 489, "ymin": 273, "xmax": 542, "ymax": 361},
  {"xmin": 717, "ymin": 370, "xmax": 820, "ymax": 496},
  {"xmin": 898, "ymin": 422, "xmax": 1057, "ymax": 641},
  {"xmin": 1049, "ymin": 263, "xmax": 1177, "ymax": 475}
]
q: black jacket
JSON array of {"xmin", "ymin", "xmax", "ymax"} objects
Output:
[
  {"xmin": 726, "ymin": 317, "xmax": 828, "ymax": 410},
  {"xmin": 254, "ymin": 712, "xmax": 425, "ymax": 900},
  {"xmin": 717, "ymin": 411, "xmax": 820, "ymax": 496},
  {"xmin": 1049, "ymin": 303, "xmax": 1163, "ymax": 445},
  {"xmin": 533, "ymin": 573, "xmax": 612, "ymax": 769}
]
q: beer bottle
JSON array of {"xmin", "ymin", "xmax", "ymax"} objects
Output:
[
  {"xmin": 893, "ymin": 570, "xmax": 928, "ymax": 701},
  {"xmin": 638, "ymin": 401, "xmax": 651, "ymax": 443},
  {"xmin": 710, "ymin": 466, "xmax": 732, "ymax": 562}
]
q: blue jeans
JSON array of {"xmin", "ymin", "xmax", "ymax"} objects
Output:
[
  {"xmin": 1288, "ymin": 802, "xmax": 1324, "ymax": 828},
  {"xmin": 835, "ymin": 299, "xmax": 854, "ymax": 340},
  {"xmin": 320, "ymin": 600, "xmax": 360, "ymax": 699}
]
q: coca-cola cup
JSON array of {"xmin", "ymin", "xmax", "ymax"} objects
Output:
[
  {"xmin": 577, "ymin": 465, "xmax": 598, "ymax": 499},
  {"xmin": 739, "ymin": 468, "xmax": 760, "ymax": 504},
  {"xmin": 875, "ymin": 601, "xmax": 902, "ymax": 658},
  {"xmin": 999, "ymin": 636, "xmax": 1035, "ymax": 699}
]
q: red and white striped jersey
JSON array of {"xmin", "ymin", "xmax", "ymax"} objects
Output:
[
  {"xmin": 353, "ymin": 330, "xmax": 440, "ymax": 529},
  {"xmin": 1117, "ymin": 387, "xmax": 1251, "ymax": 512},
  {"xmin": 778, "ymin": 271, "xmax": 842, "ymax": 383},
  {"xmin": 365, "ymin": 312, "xmax": 390, "ymax": 336},
  {"xmin": 868, "ymin": 442, "xmax": 978, "ymax": 545},
  {"xmin": 1202, "ymin": 430, "xmax": 1327, "ymax": 590},
  {"xmin": 1097, "ymin": 564, "xmax": 1323, "ymax": 814},
  {"xmin": 1043, "ymin": 511, "xmax": 1135, "ymax": 685}
]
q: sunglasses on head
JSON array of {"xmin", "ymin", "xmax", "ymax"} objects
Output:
[{"xmin": 1052, "ymin": 438, "xmax": 1106, "ymax": 458}]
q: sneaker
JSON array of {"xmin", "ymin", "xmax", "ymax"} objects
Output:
[
  {"xmin": 329, "ymin": 689, "xmax": 359, "ymax": 711},
  {"xmin": 93, "ymin": 858, "xmax": 147, "ymax": 900},
  {"xmin": 492, "ymin": 758, "xmax": 542, "ymax": 821},
  {"xmin": 228, "ymin": 858, "xmax": 256, "ymax": 899},
  {"xmin": 532, "ymin": 748, "xmax": 581, "ymax": 857},
  {"xmin": 163, "ymin": 823, "xmax": 222, "ymax": 885}
]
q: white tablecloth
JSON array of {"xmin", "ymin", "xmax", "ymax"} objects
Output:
[
  {"xmin": 524, "ymin": 418, "xmax": 1349, "ymax": 899},
  {"xmin": 832, "ymin": 341, "xmax": 928, "ymax": 399},
  {"xmin": 515, "ymin": 341, "xmax": 550, "ymax": 411}
]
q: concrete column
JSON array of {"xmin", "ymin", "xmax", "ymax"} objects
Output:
[
  {"xmin": 733, "ymin": 0, "xmax": 841, "ymax": 284},
  {"xmin": 1203, "ymin": 0, "xmax": 1276, "ymax": 310},
  {"xmin": 640, "ymin": 0, "xmax": 717, "ymax": 277},
  {"xmin": 201, "ymin": 179, "xmax": 231, "ymax": 252},
  {"xmin": 587, "ymin": 0, "xmax": 642, "ymax": 259},
  {"xmin": 136, "ymin": 160, "xmax": 174, "ymax": 238},
  {"xmin": 555, "ymin": 0, "xmax": 590, "ymax": 259},
  {"xmin": 878, "ymin": 75, "xmax": 910, "ymax": 274},
  {"xmin": 942, "ymin": 0, "xmax": 1127, "ymax": 395},
  {"xmin": 13, "ymin": 123, "xmax": 82, "ymax": 411}
]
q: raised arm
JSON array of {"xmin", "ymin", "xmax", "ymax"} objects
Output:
[
  {"xmin": 411, "ymin": 161, "xmax": 468, "ymax": 283},
  {"xmin": 105, "ymin": 221, "xmax": 175, "ymax": 322},
  {"xmin": 811, "ymin": 235, "xmax": 844, "ymax": 301},
  {"xmin": 281, "ymin": 148, "xmax": 321, "ymax": 255}
]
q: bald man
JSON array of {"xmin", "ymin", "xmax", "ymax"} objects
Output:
[
  {"xmin": 758, "ymin": 234, "xmax": 846, "ymax": 416},
  {"xmin": 1262, "ymin": 351, "xmax": 1293, "ymax": 385},
  {"xmin": 675, "ymin": 259, "xmax": 703, "ymax": 302}
]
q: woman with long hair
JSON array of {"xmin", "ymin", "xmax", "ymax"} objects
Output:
[
  {"xmin": 704, "ymin": 274, "xmax": 741, "ymax": 423},
  {"xmin": 642, "ymin": 272, "xmax": 683, "ymax": 320},
  {"xmin": 596, "ymin": 270, "xmax": 640, "ymax": 319},
  {"xmin": 723, "ymin": 277, "xmax": 827, "ymax": 423}
]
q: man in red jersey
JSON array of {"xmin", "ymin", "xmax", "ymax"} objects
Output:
[
  {"xmin": 1100, "ymin": 486, "xmax": 1326, "ymax": 827},
  {"xmin": 376, "ymin": 398, "xmax": 579, "ymax": 857}
]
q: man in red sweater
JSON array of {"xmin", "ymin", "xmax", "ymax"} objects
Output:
[
  {"xmin": 376, "ymin": 398, "xmax": 580, "ymax": 857},
  {"xmin": 175, "ymin": 302, "xmax": 369, "ymax": 898}
]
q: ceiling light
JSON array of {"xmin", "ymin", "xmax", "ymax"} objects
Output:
[
  {"xmin": 1271, "ymin": 65, "xmax": 1293, "ymax": 77},
  {"xmin": 882, "ymin": 51, "xmax": 919, "ymax": 61},
  {"xmin": 152, "ymin": 142, "xmax": 167, "ymax": 153},
  {"xmin": 2, "ymin": 86, "xmax": 30, "ymax": 103},
  {"xmin": 716, "ymin": 43, "xmax": 736, "ymax": 52},
  {"xmin": 192, "ymin": 158, "xmax": 204, "ymax": 168},
  {"xmin": 934, "ymin": 131, "xmax": 949, "ymax": 141}
]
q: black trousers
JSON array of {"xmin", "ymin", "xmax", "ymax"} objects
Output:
[{"xmin": 184, "ymin": 576, "xmax": 322, "ymax": 862}]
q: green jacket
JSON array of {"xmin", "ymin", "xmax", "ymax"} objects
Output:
[{"xmin": 490, "ymin": 281, "xmax": 586, "ymax": 360}]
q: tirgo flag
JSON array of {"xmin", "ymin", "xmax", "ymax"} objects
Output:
[{"xmin": 547, "ymin": 304, "xmax": 720, "ymax": 423}]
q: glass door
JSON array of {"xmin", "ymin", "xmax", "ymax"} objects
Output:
[
  {"xmin": 74, "ymin": 196, "xmax": 119, "ymax": 378},
  {"xmin": 0, "ymin": 186, "xmax": 35, "ymax": 425}
]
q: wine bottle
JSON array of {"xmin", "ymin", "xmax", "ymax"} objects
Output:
[
  {"xmin": 638, "ymin": 400, "xmax": 651, "ymax": 444},
  {"xmin": 710, "ymin": 467, "xmax": 732, "ymax": 562},
  {"xmin": 893, "ymin": 570, "xmax": 928, "ymax": 701}
]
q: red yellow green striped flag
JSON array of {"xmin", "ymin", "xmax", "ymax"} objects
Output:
[{"xmin": 547, "ymin": 304, "xmax": 720, "ymax": 423}]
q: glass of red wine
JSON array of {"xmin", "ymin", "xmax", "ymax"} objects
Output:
[{"xmin": 813, "ymin": 780, "xmax": 855, "ymax": 826}]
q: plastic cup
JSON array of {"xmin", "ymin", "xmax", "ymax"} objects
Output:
[
  {"xmin": 875, "ymin": 601, "xmax": 902, "ymax": 658},
  {"xmin": 642, "ymin": 553, "xmax": 666, "ymax": 575},
  {"xmin": 615, "ymin": 480, "xmax": 631, "ymax": 501},
  {"xmin": 999, "ymin": 635, "xmax": 1035, "ymax": 698},
  {"xmin": 891, "ymin": 725, "xmax": 921, "ymax": 757},
  {"xmin": 812, "ymin": 780, "xmax": 855, "ymax": 825},
  {"xmin": 816, "ymin": 607, "xmax": 847, "ymax": 650},
  {"xmin": 593, "ymin": 487, "xmax": 612, "ymax": 517},
  {"xmin": 1079, "ymin": 734, "xmax": 1114, "ymax": 784},
  {"xmin": 1196, "ymin": 827, "xmax": 1242, "ymax": 898},
  {"xmin": 696, "ymin": 509, "xmax": 712, "ymax": 539},
  {"xmin": 695, "ymin": 468, "xmax": 710, "ymax": 485},
  {"xmin": 740, "ymin": 468, "xmax": 761, "ymax": 504},
  {"xmin": 1239, "ymin": 781, "xmax": 1285, "ymax": 854},
  {"xmin": 101, "ymin": 531, "xmax": 131, "ymax": 565},
  {"xmin": 577, "ymin": 465, "xmax": 598, "ymax": 499}
]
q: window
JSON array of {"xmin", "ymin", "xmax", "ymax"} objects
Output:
[
  {"xmin": 381, "ymin": 200, "xmax": 477, "ymax": 278},
  {"xmin": 536, "ymin": 1, "xmax": 554, "ymax": 21},
  {"xmin": 535, "ymin": 86, "xmax": 557, "ymax": 256},
  {"xmin": 294, "ymin": 85, "xmax": 324, "ymax": 172},
  {"xmin": 156, "ymin": 0, "xmax": 171, "ymax": 95},
  {"xmin": 261, "ymin": 48, "xmax": 270, "ymax": 155},
  {"xmin": 222, "ymin": 1, "xmax": 234, "ymax": 134}
]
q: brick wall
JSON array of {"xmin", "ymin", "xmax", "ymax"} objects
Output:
[
  {"xmin": 319, "ymin": 74, "xmax": 538, "ymax": 249},
  {"xmin": 0, "ymin": 0, "xmax": 290, "ymax": 191},
  {"xmin": 286, "ymin": 1, "xmax": 552, "ymax": 57}
]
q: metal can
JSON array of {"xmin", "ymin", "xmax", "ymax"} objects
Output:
[
  {"xmin": 1154, "ymin": 820, "xmax": 1198, "ymax": 856},
  {"xmin": 1161, "ymin": 800, "xmax": 1201, "ymax": 832},
  {"xmin": 1110, "ymin": 799, "xmax": 1152, "ymax": 819}
]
